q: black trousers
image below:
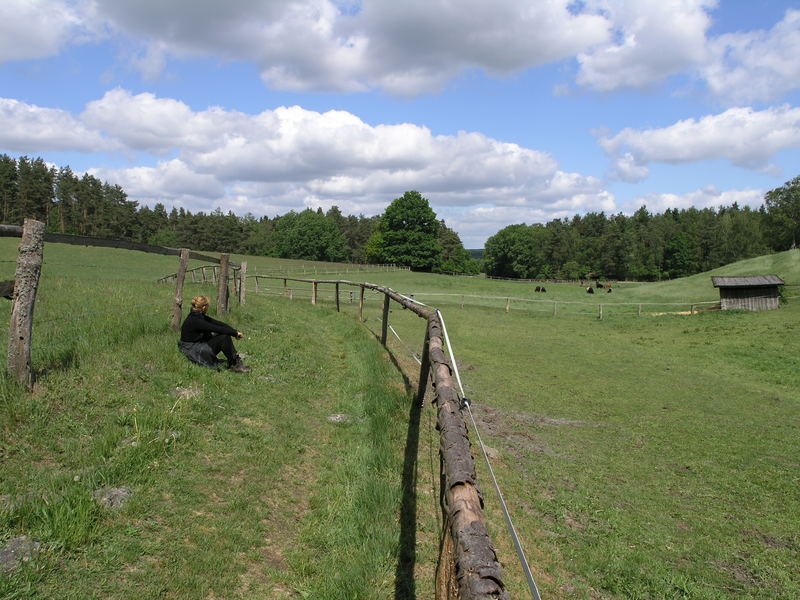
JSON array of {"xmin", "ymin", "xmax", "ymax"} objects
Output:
[{"xmin": 207, "ymin": 334, "xmax": 238, "ymax": 365}]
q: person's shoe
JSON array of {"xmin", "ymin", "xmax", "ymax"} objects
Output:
[{"xmin": 229, "ymin": 357, "xmax": 252, "ymax": 373}]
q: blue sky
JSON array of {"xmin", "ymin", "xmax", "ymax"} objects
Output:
[{"xmin": 1, "ymin": 0, "xmax": 799, "ymax": 247}]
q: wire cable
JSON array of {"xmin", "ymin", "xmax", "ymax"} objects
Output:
[
  {"xmin": 437, "ymin": 309, "xmax": 543, "ymax": 600},
  {"xmin": 388, "ymin": 324, "xmax": 422, "ymax": 365}
]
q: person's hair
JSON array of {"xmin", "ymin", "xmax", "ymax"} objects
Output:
[{"xmin": 191, "ymin": 296, "xmax": 210, "ymax": 311}]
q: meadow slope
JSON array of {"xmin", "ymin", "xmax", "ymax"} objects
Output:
[{"xmin": 1, "ymin": 241, "xmax": 798, "ymax": 599}]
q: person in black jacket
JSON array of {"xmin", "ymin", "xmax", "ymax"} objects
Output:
[{"xmin": 178, "ymin": 295, "xmax": 251, "ymax": 373}]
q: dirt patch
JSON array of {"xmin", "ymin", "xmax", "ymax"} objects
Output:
[
  {"xmin": 713, "ymin": 559, "xmax": 762, "ymax": 588},
  {"xmin": 473, "ymin": 403, "xmax": 597, "ymax": 431}
]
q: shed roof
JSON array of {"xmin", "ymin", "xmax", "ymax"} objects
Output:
[{"xmin": 711, "ymin": 275, "xmax": 785, "ymax": 288}]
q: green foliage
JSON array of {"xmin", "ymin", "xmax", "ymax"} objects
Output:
[
  {"xmin": 483, "ymin": 196, "xmax": 791, "ymax": 280},
  {"xmin": 369, "ymin": 191, "xmax": 442, "ymax": 271},
  {"xmin": 271, "ymin": 209, "xmax": 347, "ymax": 261},
  {"xmin": 765, "ymin": 175, "xmax": 800, "ymax": 251}
]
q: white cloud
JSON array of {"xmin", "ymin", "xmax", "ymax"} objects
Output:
[
  {"xmin": 600, "ymin": 106, "xmax": 800, "ymax": 180},
  {"xmin": 70, "ymin": 0, "xmax": 611, "ymax": 94},
  {"xmin": 0, "ymin": 0, "xmax": 85, "ymax": 62},
  {"xmin": 702, "ymin": 9, "xmax": 800, "ymax": 104},
  {"xmin": 53, "ymin": 89, "xmax": 606, "ymax": 229},
  {"xmin": 577, "ymin": 0, "xmax": 715, "ymax": 92},
  {"xmin": 0, "ymin": 98, "xmax": 112, "ymax": 153},
  {"xmin": 633, "ymin": 185, "xmax": 765, "ymax": 213}
]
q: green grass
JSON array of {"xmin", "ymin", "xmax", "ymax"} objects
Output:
[
  {"xmin": 1, "ymin": 240, "xmax": 799, "ymax": 599},
  {"xmin": 0, "ymin": 240, "xmax": 424, "ymax": 599}
]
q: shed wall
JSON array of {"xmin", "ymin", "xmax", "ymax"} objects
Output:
[{"xmin": 719, "ymin": 286, "xmax": 780, "ymax": 311}]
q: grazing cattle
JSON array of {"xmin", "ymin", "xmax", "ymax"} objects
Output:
[
  {"xmin": 586, "ymin": 286, "xmax": 594, "ymax": 294},
  {"xmin": 535, "ymin": 285, "xmax": 541, "ymax": 292},
  {"xmin": 540, "ymin": 287, "xmax": 546, "ymax": 293},
  {"xmin": 596, "ymin": 281, "xmax": 604, "ymax": 289},
  {"xmin": 607, "ymin": 288, "xmax": 612, "ymax": 293}
]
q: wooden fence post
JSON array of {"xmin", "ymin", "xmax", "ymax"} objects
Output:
[
  {"xmin": 359, "ymin": 286, "xmax": 365, "ymax": 322},
  {"xmin": 380, "ymin": 294, "xmax": 390, "ymax": 345},
  {"xmin": 190, "ymin": 269, "xmax": 196, "ymax": 283},
  {"xmin": 201, "ymin": 266, "xmax": 207, "ymax": 282},
  {"xmin": 638, "ymin": 303, "xmax": 642, "ymax": 317},
  {"xmin": 171, "ymin": 248, "xmax": 190, "ymax": 330},
  {"xmin": 8, "ymin": 219, "xmax": 45, "ymax": 389},
  {"xmin": 598, "ymin": 304, "xmax": 603, "ymax": 320},
  {"xmin": 335, "ymin": 283, "xmax": 340, "ymax": 312},
  {"xmin": 238, "ymin": 261, "xmax": 247, "ymax": 305},
  {"xmin": 312, "ymin": 281, "xmax": 318, "ymax": 305},
  {"xmin": 505, "ymin": 298, "xmax": 510, "ymax": 313},
  {"xmin": 349, "ymin": 290, "xmax": 353, "ymax": 304},
  {"xmin": 553, "ymin": 301, "xmax": 558, "ymax": 316},
  {"xmin": 217, "ymin": 254, "xmax": 230, "ymax": 315},
  {"xmin": 416, "ymin": 328, "xmax": 431, "ymax": 405}
]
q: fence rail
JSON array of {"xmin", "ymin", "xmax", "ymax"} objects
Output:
[{"xmin": 160, "ymin": 268, "xmax": 509, "ymax": 599}]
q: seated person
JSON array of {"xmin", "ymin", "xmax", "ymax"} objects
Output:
[{"xmin": 178, "ymin": 295, "xmax": 251, "ymax": 373}]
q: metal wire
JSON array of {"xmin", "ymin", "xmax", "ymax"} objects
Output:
[
  {"xmin": 437, "ymin": 309, "xmax": 543, "ymax": 600},
  {"xmin": 388, "ymin": 325, "xmax": 422, "ymax": 365}
]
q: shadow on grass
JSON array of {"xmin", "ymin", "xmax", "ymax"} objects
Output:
[{"xmin": 383, "ymin": 346, "xmax": 423, "ymax": 600}]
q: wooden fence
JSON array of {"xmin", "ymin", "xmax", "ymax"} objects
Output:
[
  {"xmin": 160, "ymin": 266, "xmax": 508, "ymax": 599},
  {"xmin": 0, "ymin": 222, "xmax": 242, "ymax": 388}
]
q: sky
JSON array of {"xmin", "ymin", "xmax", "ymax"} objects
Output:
[{"xmin": 1, "ymin": 1, "xmax": 799, "ymax": 248}]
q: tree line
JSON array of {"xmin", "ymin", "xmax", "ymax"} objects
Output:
[
  {"xmin": 483, "ymin": 176, "xmax": 800, "ymax": 281},
  {"xmin": 2, "ymin": 154, "xmax": 796, "ymax": 279},
  {"xmin": 0, "ymin": 155, "xmax": 477, "ymax": 273}
]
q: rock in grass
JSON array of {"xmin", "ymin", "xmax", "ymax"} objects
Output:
[
  {"xmin": 92, "ymin": 486, "xmax": 132, "ymax": 510},
  {"xmin": 172, "ymin": 386, "xmax": 201, "ymax": 400},
  {"xmin": 0, "ymin": 536, "xmax": 41, "ymax": 572},
  {"xmin": 327, "ymin": 413, "xmax": 351, "ymax": 424}
]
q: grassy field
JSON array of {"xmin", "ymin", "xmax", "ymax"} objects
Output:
[{"xmin": 1, "ymin": 240, "xmax": 799, "ymax": 599}]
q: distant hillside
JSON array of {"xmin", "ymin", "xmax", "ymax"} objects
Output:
[{"xmin": 621, "ymin": 248, "xmax": 800, "ymax": 303}]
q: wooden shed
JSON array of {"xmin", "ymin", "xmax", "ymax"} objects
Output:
[{"xmin": 711, "ymin": 275, "xmax": 785, "ymax": 311}]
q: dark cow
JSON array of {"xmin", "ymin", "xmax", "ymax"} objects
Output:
[
  {"xmin": 607, "ymin": 288, "xmax": 612, "ymax": 293},
  {"xmin": 586, "ymin": 286, "xmax": 594, "ymax": 294},
  {"xmin": 535, "ymin": 285, "xmax": 541, "ymax": 292},
  {"xmin": 540, "ymin": 287, "xmax": 546, "ymax": 293}
]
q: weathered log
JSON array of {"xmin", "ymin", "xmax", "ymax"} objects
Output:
[
  {"xmin": 7, "ymin": 220, "xmax": 45, "ymax": 389},
  {"xmin": 381, "ymin": 294, "xmax": 390, "ymax": 345},
  {"xmin": 238, "ymin": 262, "xmax": 247, "ymax": 305},
  {"xmin": 171, "ymin": 249, "xmax": 190, "ymax": 330},
  {"xmin": 217, "ymin": 254, "xmax": 229, "ymax": 314}
]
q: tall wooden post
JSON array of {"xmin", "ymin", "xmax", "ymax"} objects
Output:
[
  {"xmin": 380, "ymin": 294, "xmax": 390, "ymax": 345},
  {"xmin": 359, "ymin": 286, "xmax": 365, "ymax": 322},
  {"xmin": 171, "ymin": 248, "xmax": 190, "ymax": 330},
  {"xmin": 335, "ymin": 283, "xmax": 340, "ymax": 312},
  {"xmin": 217, "ymin": 254, "xmax": 230, "ymax": 315},
  {"xmin": 201, "ymin": 266, "xmax": 207, "ymax": 282},
  {"xmin": 238, "ymin": 261, "xmax": 247, "ymax": 305},
  {"xmin": 598, "ymin": 304, "xmax": 603, "ymax": 320},
  {"xmin": 312, "ymin": 281, "xmax": 318, "ymax": 305},
  {"xmin": 416, "ymin": 327, "xmax": 431, "ymax": 405},
  {"xmin": 8, "ymin": 219, "xmax": 44, "ymax": 389},
  {"xmin": 505, "ymin": 298, "xmax": 510, "ymax": 312},
  {"xmin": 190, "ymin": 269, "xmax": 196, "ymax": 283}
]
